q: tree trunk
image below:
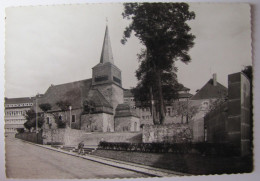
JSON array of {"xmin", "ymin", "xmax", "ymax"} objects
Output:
[
  {"xmin": 156, "ymin": 71, "xmax": 165, "ymax": 124},
  {"xmin": 150, "ymin": 87, "xmax": 158, "ymax": 125}
]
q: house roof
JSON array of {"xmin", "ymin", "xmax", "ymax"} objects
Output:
[
  {"xmin": 191, "ymin": 79, "xmax": 228, "ymax": 100},
  {"xmin": 37, "ymin": 79, "xmax": 92, "ymax": 112},
  {"xmin": 178, "ymin": 92, "xmax": 193, "ymax": 99},
  {"xmin": 5, "ymin": 97, "xmax": 33, "ymax": 104}
]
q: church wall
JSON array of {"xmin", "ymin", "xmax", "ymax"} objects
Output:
[
  {"xmin": 115, "ymin": 116, "xmax": 140, "ymax": 132},
  {"xmin": 80, "ymin": 113, "xmax": 114, "ymax": 132}
]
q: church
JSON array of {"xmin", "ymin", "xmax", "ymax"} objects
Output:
[{"xmin": 37, "ymin": 26, "xmax": 140, "ymax": 133}]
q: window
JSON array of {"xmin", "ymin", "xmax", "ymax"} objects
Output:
[
  {"xmin": 95, "ymin": 75, "xmax": 108, "ymax": 82},
  {"xmin": 113, "ymin": 76, "xmax": 121, "ymax": 84},
  {"xmin": 72, "ymin": 115, "xmax": 76, "ymax": 123}
]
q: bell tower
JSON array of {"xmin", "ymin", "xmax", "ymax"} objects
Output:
[{"xmin": 92, "ymin": 25, "xmax": 123, "ymax": 110}]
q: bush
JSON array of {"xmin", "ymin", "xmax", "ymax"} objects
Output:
[
  {"xmin": 98, "ymin": 141, "xmax": 237, "ymax": 156},
  {"xmin": 16, "ymin": 128, "xmax": 25, "ymax": 133}
]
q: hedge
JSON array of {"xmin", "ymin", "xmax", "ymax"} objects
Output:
[{"xmin": 98, "ymin": 141, "xmax": 237, "ymax": 156}]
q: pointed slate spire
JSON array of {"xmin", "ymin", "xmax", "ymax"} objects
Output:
[{"xmin": 100, "ymin": 25, "xmax": 114, "ymax": 64}]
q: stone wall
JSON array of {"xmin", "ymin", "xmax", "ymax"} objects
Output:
[
  {"xmin": 142, "ymin": 124, "xmax": 192, "ymax": 143},
  {"xmin": 15, "ymin": 131, "xmax": 43, "ymax": 144},
  {"xmin": 42, "ymin": 128, "xmax": 142, "ymax": 146},
  {"xmin": 42, "ymin": 128, "xmax": 86, "ymax": 145}
]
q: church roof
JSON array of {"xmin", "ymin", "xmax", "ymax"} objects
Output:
[
  {"xmin": 86, "ymin": 89, "xmax": 113, "ymax": 108},
  {"xmin": 191, "ymin": 79, "xmax": 227, "ymax": 100},
  {"xmin": 100, "ymin": 25, "xmax": 114, "ymax": 64},
  {"xmin": 37, "ymin": 79, "xmax": 92, "ymax": 112},
  {"xmin": 115, "ymin": 103, "xmax": 139, "ymax": 118}
]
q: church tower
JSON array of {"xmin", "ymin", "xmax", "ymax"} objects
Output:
[{"xmin": 92, "ymin": 25, "xmax": 123, "ymax": 111}]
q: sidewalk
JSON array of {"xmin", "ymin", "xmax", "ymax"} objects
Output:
[{"xmin": 18, "ymin": 138, "xmax": 189, "ymax": 177}]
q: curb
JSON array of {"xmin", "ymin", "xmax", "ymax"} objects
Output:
[{"xmin": 16, "ymin": 138, "xmax": 189, "ymax": 177}]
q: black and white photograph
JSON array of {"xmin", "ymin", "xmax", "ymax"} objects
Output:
[{"xmin": 2, "ymin": 1, "xmax": 257, "ymax": 180}]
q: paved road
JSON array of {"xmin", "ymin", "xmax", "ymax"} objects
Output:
[{"xmin": 5, "ymin": 137, "xmax": 148, "ymax": 179}]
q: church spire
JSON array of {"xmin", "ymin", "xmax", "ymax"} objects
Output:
[{"xmin": 100, "ymin": 25, "xmax": 114, "ymax": 64}]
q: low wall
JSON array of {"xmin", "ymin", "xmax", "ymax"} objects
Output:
[
  {"xmin": 142, "ymin": 124, "xmax": 192, "ymax": 143},
  {"xmin": 15, "ymin": 131, "xmax": 43, "ymax": 144},
  {"xmin": 42, "ymin": 128, "xmax": 142, "ymax": 146}
]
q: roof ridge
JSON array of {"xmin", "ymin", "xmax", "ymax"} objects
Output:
[{"xmin": 48, "ymin": 78, "xmax": 92, "ymax": 88}]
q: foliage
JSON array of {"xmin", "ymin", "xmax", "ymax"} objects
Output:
[
  {"xmin": 242, "ymin": 65, "xmax": 252, "ymax": 81},
  {"xmin": 98, "ymin": 142, "xmax": 237, "ymax": 156},
  {"xmin": 122, "ymin": 3, "xmax": 196, "ymax": 124},
  {"xmin": 208, "ymin": 98, "xmax": 227, "ymax": 112},
  {"xmin": 16, "ymin": 128, "xmax": 25, "ymax": 133},
  {"xmin": 24, "ymin": 109, "xmax": 45, "ymax": 131},
  {"xmin": 56, "ymin": 100, "xmax": 71, "ymax": 112},
  {"xmin": 172, "ymin": 101, "xmax": 199, "ymax": 123},
  {"xmin": 52, "ymin": 113, "xmax": 66, "ymax": 128},
  {"xmin": 39, "ymin": 103, "xmax": 52, "ymax": 112}
]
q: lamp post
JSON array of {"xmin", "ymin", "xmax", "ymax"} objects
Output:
[
  {"xmin": 35, "ymin": 94, "xmax": 38, "ymax": 133},
  {"xmin": 69, "ymin": 106, "xmax": 72, "ymax": 128}
]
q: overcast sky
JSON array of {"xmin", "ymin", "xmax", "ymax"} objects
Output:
[{"xmin": 5, "ymin": 3, "xmax": 251, "ymax": 98}]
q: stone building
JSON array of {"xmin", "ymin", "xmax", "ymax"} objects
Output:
[
  {"xmin": 36, "ymin": 26, "xmax": 140, "ymax": 133},
  {"xmin": 4, "ymin": 97, "xmax": 34, "ymax": 134}
]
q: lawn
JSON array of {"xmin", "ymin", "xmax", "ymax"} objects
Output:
[{"xmin": 92, "ymin": 150, "xmax": 253, "ymax": 175}]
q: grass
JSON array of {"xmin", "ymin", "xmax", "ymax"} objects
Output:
[{"xmin": 92, "ymin": 150, "xmax": 253, "ymax": 175}]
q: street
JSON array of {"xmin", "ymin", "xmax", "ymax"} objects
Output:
[{"xmin": 5, "ymin": 137, "xmax": 148, "ymax": 179}]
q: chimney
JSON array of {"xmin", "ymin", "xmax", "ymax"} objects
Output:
[{"xmin": 213, "ymin": 73, "xmax": 217, "ymax": 86}]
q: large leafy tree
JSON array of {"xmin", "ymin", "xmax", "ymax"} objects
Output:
[
  {"xmin": 122, "ymin": 3, "xmax": 196, "ymax": 124},
  {"xmin": 24, "ymin": 109, "xmax": 44, "ymax": 131}
]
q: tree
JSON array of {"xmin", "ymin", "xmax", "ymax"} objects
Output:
[
  {"xmin": 24, "ymin": 109, "xmax": 44, "ymax": 131},
  {"xmin": 172, "ymin": 101, "xmax": 198, "ymax": 123},
  {"xmin": 39, "ymin": 103, "xmax": 52, "ymax": 112},
  {"xmin": 122, "ymin": 3, "xmax": 196, "ymax": 124},
  {"xmin": 56, "ymin": 100, "xmax": 71, "ymax": 127},
  {"xmin": 39, "ymin": 103, "xmax": 52, "ymax": 128}
]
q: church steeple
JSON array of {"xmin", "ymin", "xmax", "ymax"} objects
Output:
[{"xmin": 100, "ymin": 25, "xmax": 114, "ymax": 64}]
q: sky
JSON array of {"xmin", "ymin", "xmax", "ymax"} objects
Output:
[{"xmin": 4, "ymin": 3, "xmax": 252, "ymax": 98}]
